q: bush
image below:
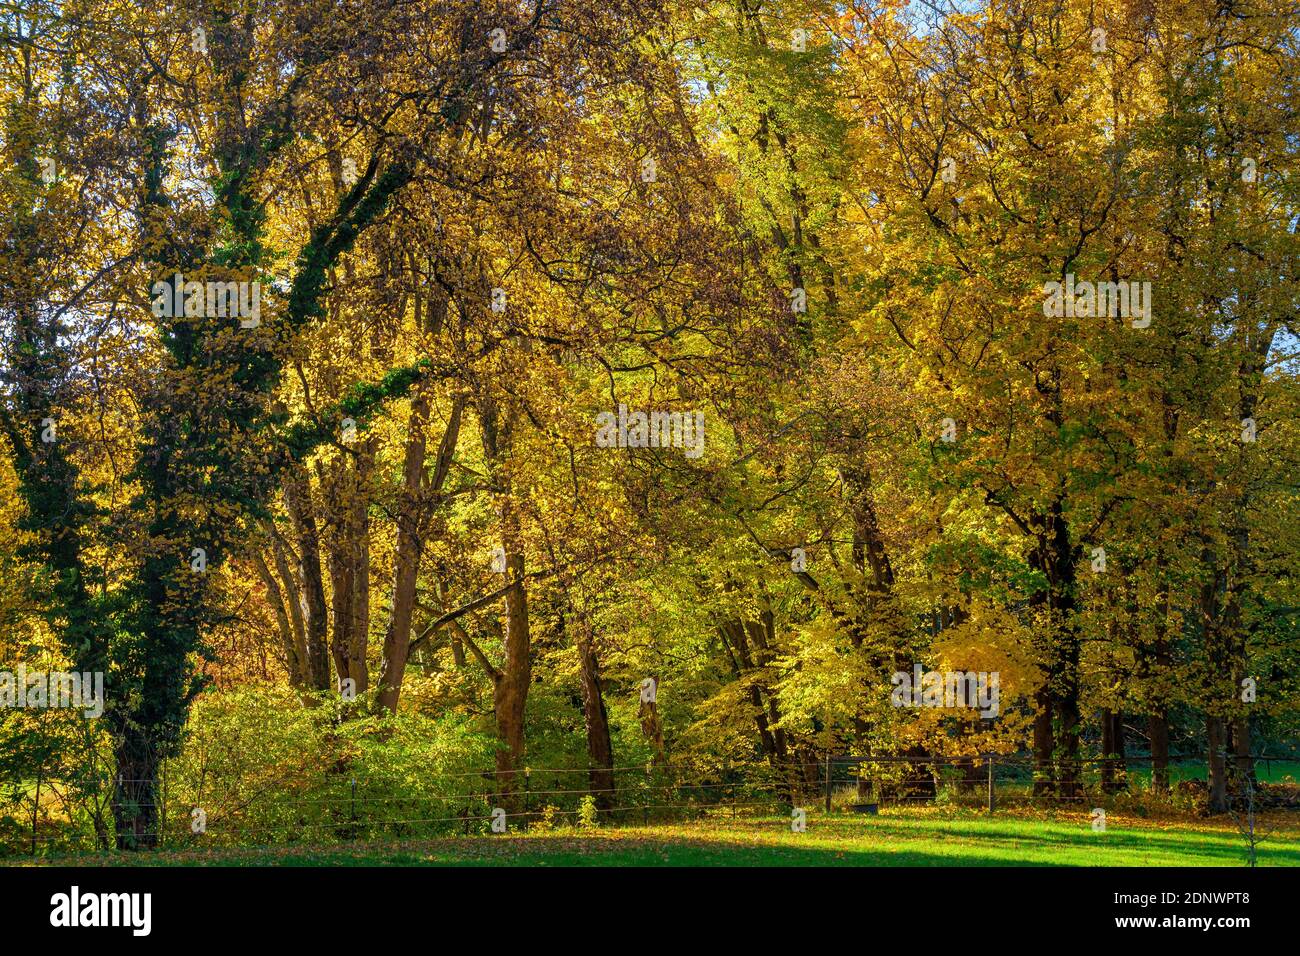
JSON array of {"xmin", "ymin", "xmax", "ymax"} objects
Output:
[
  {"xmin": 161, "ymin": 685, "xmax": 497, "ymax": 847},
  {"xmin": 578, "ymin": 795, "xmax": 599, "ymax": 829}
]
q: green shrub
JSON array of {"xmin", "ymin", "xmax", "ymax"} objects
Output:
[{"xmin": 577, "ymin": 794, "xmax": 599, "ymax": 829}]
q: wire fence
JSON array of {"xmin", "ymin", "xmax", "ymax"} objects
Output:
[
  {"xmin": 824, "ymin": 752, "xmax": 1298, "ymax": 810},
  {"xmin": 5, "ymin": 751, "xmax": 1295, "ymax": 856}
]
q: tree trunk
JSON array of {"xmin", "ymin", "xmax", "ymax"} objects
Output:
[
  {"xmin": 1147, "ymin": 593, "xmax": 1172, "ymax": 791},
  {"xmin": 251, "ymin": 549, "xmax": 305, "ymax": 686},
  {"xmin": 747, "ymin": 614, "xmax": 797, "ymax": 792},
  {"xmin": 325, "ymin": 439, "xmax": 373, "ymax": 696},
  {"xmin": 1201, "ymin": 537, "xmax": 1232, "ymax": 814},
  {"xmin": 1149, "ymin": 712, "xmax": 1170, "ymax": 791},
  {"xmin": 376, "ymin": 396, "xmax": 429, "ymax": 713},
  {"xmin": 1233, "ymin": 714, "xmax": 1255, "ymax": 787},
  {"xmin": 328, "ymin": 537, "xmax": 355, "ymax": 688},
  {"xmin": 112, "ymin": 728, "xmax": 159, "ymax": 850},
  {"xmin": 493, "ymin": 559, "xmax": 531, "ymax": 799},
  {"xmin": 717, "ymin": 617, "xmax": 788, "ymax": 792},
  {"xmin": 1057, "ymin": 641, "xmax": 1083, "ymax": 801},
  {"xmin": 375, "ymin": 393, "xmax": 462, "ymax": 712},
  {"xmin": 638, "ymin": 669, "xmax": 668, "ymax": 769},
  {"xmin": 477, "ymin": 391, "xmax": 531, "ymax": 803},
  {"xmin": 902, "ymin": 744, "xmax": 936, "ymax": 801},
  {"xmin": 353, "ymin": 493, "xmax": 371, "ymax": 690},
  {"xmin": 449, "ymin": 619, "xmax": 468, "ymax": 667},
  {"xmin": 1101, "ymin": 709, "xmax": 1126, "ymax": 793},
  {"xmin": 1207, "ymin": 715, "xmax": 1228, "ymax": 813},
  {"xmin": 840, "ymin": 463, "xmax": 896, "ymax": 794},
  {"xmin": 1146, "ymin": 602, "xmax": 1172, "ymax": 792},
  {"xmin": 268, "ymin": 527, "xmax": 309, "ymax": 676},
  {"xmin": 577, "ymin": 626, "xmax": 615, "ymax": 809},
  {"xmin": 1048, "ymin": 501, "xmax": 1083, "ymax": 801},
  {"xmin": 285, "ymin": 473, "xmax": 331, "ymax": 692},
  {"xmin": 1033, "ymin": 691, "xmax": 1055, "ymax": 797},
  {"xmin": 1146, "ymin": 393, "xmax": 1179, "ymax": 792},
  {"xmin": 1101, "ymin": 708, "xmax": 1116, "ymax": 794}
]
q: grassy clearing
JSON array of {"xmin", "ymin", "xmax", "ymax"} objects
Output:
[{"xmin": 15, "ymin": 808, "xmax": 1300, "ymax": 867}]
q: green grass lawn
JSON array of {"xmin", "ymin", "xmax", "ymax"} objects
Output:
[{"xmin": 17, "ymin": 808, "xmax": 1300, "ymax": 867}]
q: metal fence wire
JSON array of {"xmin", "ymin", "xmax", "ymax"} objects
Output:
[
  {"xmin": 820, "ymin": 753, "xmax": 1294, "ymax": 812},
  {"xmin": 4, "ymin": 751, "xmax": 1293, "ymax": 856}
]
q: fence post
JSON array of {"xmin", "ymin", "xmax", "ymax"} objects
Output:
[
  {"xmin": 823, "ymin": 754, "xmax": 832, "ymax": 813},
  {"xmin": 986, "ymin": 755, "xmax": 995, "ymax": 814}
]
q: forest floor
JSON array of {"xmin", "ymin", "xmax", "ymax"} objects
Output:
[{"xmin": 17, "ymin": 807, "xmax": 1300, "ymax": 867}]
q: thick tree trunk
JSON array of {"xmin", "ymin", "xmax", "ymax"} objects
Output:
[
  {"xmin": 1208, "ymin": 715, "xmax": 1228, "ymax": 813},
  {"xmin": 1221, "ymin": 337, "xmax": 1272, "ymax": 797},
  {"xmin": 112, "ymin": 728, "xmax": 159, "ymax": 850},
  {"xmin": 1201, "ymin": 537, "xmax": 1232, "ymax": 815},
  {"xmin": 577, "ymin": 628, "xmax": 616, "ymax": 809},
  {"xmin": 1146, "ymin": 617, "xmax": 1172, "ymax": 791},
  {"xmin": 326, "ymin": 440, "xmax": 373, "ymax": 697},
  {"xmin": 1101, "ymin": 709, "xmax": 1126, "ymax": 793},
  {"xmin": 1147, "ymin": 394, "xmax": 1179, "ymax": 792},
  {"xmin": 1233, "ymin": 715, "xmax": 1255, "ymax": 786},
  {"xmin": 1033, "ymin": 691, "xmax": 1055, "ymax": 797},
  {"xmin": 1028, "ymin": 572, "xmax": 1055, "ymax": 796},
  {"xmin": 1057, "ymin": 645, "xmax": 1083, "ymax": 801},
  {"xmin": 1023, "ymin": 495, "xmax": 1082, "ymax": 800}
]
